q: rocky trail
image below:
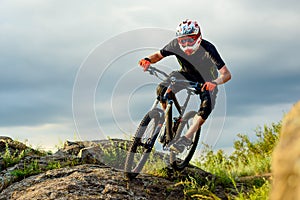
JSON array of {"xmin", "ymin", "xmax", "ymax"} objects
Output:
[{"xmin": 0, "ymin": 136, "xmax": 231, "ymax": 199}]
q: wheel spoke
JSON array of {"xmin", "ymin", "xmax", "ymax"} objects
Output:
[
  {"xmin": 170, "ymin": 111, "xmax": 200, "ymax": 171},
  {"xmin": 124, "ymin": 108, "xmax": 162, "ymax": 179}
]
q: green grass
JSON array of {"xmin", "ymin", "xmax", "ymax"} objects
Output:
[
  {"xmin": 140, "ymin": 146, "xmax": 169, "ymax": 176},
  {"xmin": 234, "ymin": 180, "xmax": 270, "ymax": 200},
  {"xmin": 182, "ymin": 121, "xmax": 281, "ymax": 199},
  {"xmin": 2, "ymin": 143, "xmax": 29, "ymax": 169},
  {"xmin": 46, "ymin": 161, "xmax": 62, "ymax": 170},
  {"xmin": 98, "ymin": 138, "xmax": 129, "ymax": 169},
  {"xmin": 176, "ymin": 176, "xmax": 222, "ymax": 200},
  {"xmin": 10, "ymin": 160, "xmax": 41, "ymax": 179}
]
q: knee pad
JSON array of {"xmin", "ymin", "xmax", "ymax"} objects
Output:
[
  {"xmin": 197, "ymin": 90, "xmax": 217, "ymax": 120},
  {"xmin": 197, "ymin": 98, "xmax": 212, "ymax": 120}
]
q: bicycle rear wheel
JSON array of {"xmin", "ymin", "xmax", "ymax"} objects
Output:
[
  {"xmin": 170, "ymin": 111, "xmax": 200, "ymax": 171},
  {"xmin": 124, "ymin": 108, "xmax": 163, "ymax": 179}
]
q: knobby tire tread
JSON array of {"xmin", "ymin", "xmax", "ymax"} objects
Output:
[
  {"xmin": 124, "ymin": 108, "xmax": 162, "ymax": 179},
  {"xmin": 170, "ymin": 111, "xmax": 200, "ymax": 171}
]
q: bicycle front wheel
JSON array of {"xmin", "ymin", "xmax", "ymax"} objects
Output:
[
  {"xmin": 170, "ymin": 111, "xmax": 201, "ymax": 171},
  {"xmin": 124, "ymin": 108, "xmax": 163, "ymax": 179}
]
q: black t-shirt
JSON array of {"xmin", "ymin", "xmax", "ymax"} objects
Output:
[{"xmin": 160, "ymin": 38, "xmax": 225, "ymax": 83}]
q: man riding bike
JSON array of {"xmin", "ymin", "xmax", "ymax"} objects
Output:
[{"xmin": 139, "ymin": 19, "xmax": 231, "ymax": 153}]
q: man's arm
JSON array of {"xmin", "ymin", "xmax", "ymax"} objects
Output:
[
  {"xmin": 213, "ymin": 65, "xmax": 231, "ymax": 85},
  {"xmin": 147, "ymin": 51, "xmax": 164, "ymax": 63},
  {"xmin": 139, "ymin": 51, "xmax": 165, "ymax": 71}
]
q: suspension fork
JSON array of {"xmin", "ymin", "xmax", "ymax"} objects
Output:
[
  {"xmin": 165, "ymin": 100, "xmax": 173, "ymax": 143},
  {"xmin": 164, "ymin": 90, "xmax": 193, "ymax": 145}
]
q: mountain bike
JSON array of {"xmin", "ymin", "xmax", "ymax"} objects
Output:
[{"xmin": 124, "ymin": 66, "xmax": 202, "ymax": 179}]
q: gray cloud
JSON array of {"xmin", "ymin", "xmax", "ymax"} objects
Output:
[{"xmin": 0, "ymin": 0, "xmax": 299, "ymax": 150}]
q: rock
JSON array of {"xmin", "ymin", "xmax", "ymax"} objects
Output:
[
  {"xmin": 78, "ymin": 146, "xmax": 104, "ymax": 165},
  {"xmin": 0, "ymin": 137, "xmax": 229, "ymax": 199},
  {"xmin": 0, "ymin": 137, "xmax": 13, "ymax": 151},
  {"xmin": 0, "ymin": 164, "xmax": 184, "ymax": 200},
  {"xmin": 271, "ymin": 101, "xmax": 300, "ymax": 200}
]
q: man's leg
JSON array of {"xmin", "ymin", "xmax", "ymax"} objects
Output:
[
  {"xmin": 185, "ymin": 89, "xmax": 216, "ymax": 139},
  {"xmin": 184, "ymin": 114, "xmax": 205, "ymax": 139},
  {"xmin": 169, "ymin": 114, "xmax": 205, "ymax": 153},
  {"xmin": 156, "ymin": 71, "xmax": 185, "ymax": 111},
  {"xmin": 170, "ymin": 89, "xmax": 217, "ymax": 153}
]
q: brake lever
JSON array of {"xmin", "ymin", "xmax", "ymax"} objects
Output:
[
  {"xmin": 147, "ymin": 66, "xmax": 155, "ymax": 75},
  {"xmin": 194, "ymin": 82, "xmax": 203, "ymax": 94},
  {"xmin": 145, "ymin": 66, "xmax": 168, "ymax": 81},
  {"xmin": 148, "ymin": 69, "xmax": 154, "ymax": 75}
]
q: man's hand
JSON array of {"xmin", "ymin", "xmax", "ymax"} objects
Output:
[
  {"xmin": 138, "ymin": 58, "xmax": 151, "ymax": 71},
  {"xmin": 202, "ymin": 81, "xmax": 217, "ymax": 91}
]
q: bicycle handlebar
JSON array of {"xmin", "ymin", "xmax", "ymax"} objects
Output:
[
  {"xmin": 146, "ymin": 66, "xmax": 202, "ymax": 93},
  {"xmin": 147, "ymin": 66, "xmax": 169, "ymax": 79}
]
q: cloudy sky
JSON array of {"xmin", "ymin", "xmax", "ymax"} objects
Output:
[{"xmin": 1, "ymin": 0, "xmax": 299, "ymax": 152}]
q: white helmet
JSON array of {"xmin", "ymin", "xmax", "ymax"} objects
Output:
[{"xmin": 176, "ymin": 19, "xmax": 202, "ymax": 55}]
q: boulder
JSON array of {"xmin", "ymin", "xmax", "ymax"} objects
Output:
[{"xmin": 271, "ymin": 101, "xmax": 300, "ymax": 200}]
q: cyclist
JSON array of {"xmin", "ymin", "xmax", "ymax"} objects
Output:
[{"xmin": 139, "ymin": 19, "xmax": 231, "ymax": 153}]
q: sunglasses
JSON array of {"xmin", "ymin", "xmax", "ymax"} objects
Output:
[{"xmin": 177, "ymin": 35, "xmax": 199, "ymax": 46}]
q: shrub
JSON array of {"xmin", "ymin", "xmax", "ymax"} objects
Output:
[
  {"xmin": 2, "ymin": 143, "xmax": 27, "ymax": 169},
  {"xmin": 189, "ymin": 121, "xmax": 281, "ymax": 199},
  {"xmin": 10, "ymin": 160, "xmax": 41, "ymax": 179}
]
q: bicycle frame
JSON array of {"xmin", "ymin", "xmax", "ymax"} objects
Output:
[
  {"xmin": 148, "ymin": 67, "xmax": 201, "ymax": 148},
  {"xmin": 124, "ymin": 66, "xmax": 203, "ymax": 178}
]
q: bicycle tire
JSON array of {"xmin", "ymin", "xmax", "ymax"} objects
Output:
[
  {"xmin": 170, "ymin": 111, "xmax": 200, "ymax": 171},
  {"xmin": 124, "ymin": 108, "xmax": 163, "ymax": 179}
]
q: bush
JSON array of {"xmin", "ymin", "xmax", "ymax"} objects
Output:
[
  {"xmin": 10, "ymin": 160, "xmax": 41, "ymax": 179},
  {"xmin": 189, "ymin": 121, "xmax": 281, "ymax": 199},
  {"xmin": 2, "ymin": 143, "xmax": 27, "ymax": 169}
]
